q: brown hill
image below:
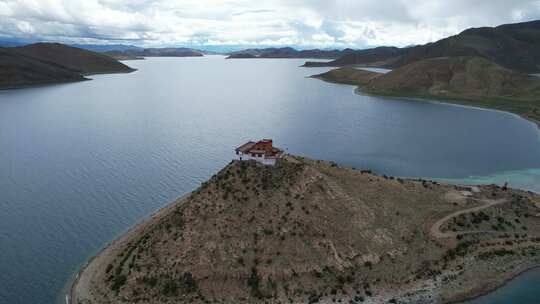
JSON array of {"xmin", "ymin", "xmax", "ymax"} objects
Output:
[
  {"xmin": 0, "ymin": 47, "xmax": 86, "ymax": 89},
  {"xmin": 364, "ymin": 56, "xmax": 540, "ymax": 99},
  {"xmin": 304, "ymin": 20, "xmax": 540, "ymax": 73},
  {"xmin": 72, "ymin": 156, "xmax": 540, "ymax": 304},
  {"xmin": 14, "ymin": 43, "xmax": 135, "ymax": 75}
]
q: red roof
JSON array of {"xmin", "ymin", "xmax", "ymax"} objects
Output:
[{"xmin": 235, "ymin": 139, "xmax": 283, "ymax": 157}]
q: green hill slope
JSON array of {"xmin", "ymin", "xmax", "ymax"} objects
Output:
[
  {"xmin": 14, "ymin": 43, "xmax": 135, "ymax": 75},
  {"xmin": 0, "ymin": 47, "xmax": 86, "ymax": 89}
]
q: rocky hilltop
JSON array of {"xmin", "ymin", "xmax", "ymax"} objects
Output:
[{"xmin": 72, "ymin": 156, "xmax": 540, "ymax": 304}]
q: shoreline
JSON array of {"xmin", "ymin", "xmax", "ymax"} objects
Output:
[
  {"xmin": 0, "ymin": 69, "xmax": 135, "ymax": 91},
  {"xmin": 311, "ymin": 71, "xmax": 540, "ymax": 130},
  {"xmin": 354, "ymin": 89, "xmax": 540, "ymax": 131},
  {"xmin": 446, "ymin": 265, "xmax": 540, "ymax": 304},
  {"xmin": 68, "ymin": 193, "xmax": 190, "ymax": 304},
  {"xmin": 352, "ymin": 87, "xmax": 540, "ymax": 131}
]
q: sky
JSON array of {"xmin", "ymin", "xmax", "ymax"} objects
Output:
[{"xmin": 1, "ymin": 0, "xmax": 540, "ymax": 49}]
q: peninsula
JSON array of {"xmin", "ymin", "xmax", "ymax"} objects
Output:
[
  {"xmin": 304, "ymin": 20, "xmax": 540, "ymax": 127},
  {"xmin": 312, "ymin": 57, "xmax": 540, "ymax": 127},
  {"xmin": 71, "ymin": 155, "xmax": 540, "ymax": 304},
  {"xmin": 0, "ymin": 43, "xmax": 135, "ymax": 89}
]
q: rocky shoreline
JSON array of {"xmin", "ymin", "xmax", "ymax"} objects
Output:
[
  {"xmin": 69, "ymin": 195, "xmax": 190, "ymax": 304},
  {"xmin": 445, "ymin": 265, "xmax": 540, "ymax": 304}
]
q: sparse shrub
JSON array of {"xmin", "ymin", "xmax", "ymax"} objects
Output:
[
  {"xmin": 162, "ymin": 279, "xmax": 178, "ymax": 296},
  {"xmin": 111, "ymin": 274, "xmax": 127, "ymax": 291}
]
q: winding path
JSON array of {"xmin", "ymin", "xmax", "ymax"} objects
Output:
[{"xmin": 431, "ymin": 198, "xmax": 507, "ymax": 239}]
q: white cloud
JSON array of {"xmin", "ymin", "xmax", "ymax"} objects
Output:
[{"xmin": 0, "ymin": 0, "xmax": 539, "ymax": 48}]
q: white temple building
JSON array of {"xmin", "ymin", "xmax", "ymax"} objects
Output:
[{"xmin": 235, "ymin": 139, "xmax": 283, "ymax": 166}]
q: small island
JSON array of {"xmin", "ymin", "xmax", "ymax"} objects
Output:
[{"xmin": 70, "ymin": 151, "xmax": 540, "ymax": 304}]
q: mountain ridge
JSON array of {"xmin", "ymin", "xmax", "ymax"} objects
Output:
[
  {"xmin": 0, "ymin": 43, "xmax": 134, "ymax": 89},
  {"xmin": 304, "ymin": 20, "xmax": 540, "ymax": 73}
]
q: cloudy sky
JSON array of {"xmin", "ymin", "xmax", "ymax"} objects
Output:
[{"xmin": 1, "ymin": 0, "xmax": 540, "ymax": 49}]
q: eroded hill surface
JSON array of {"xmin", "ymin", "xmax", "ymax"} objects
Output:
[{"xmin": 74, "ymin": 156, "xmax": 540, "ymax": 304}]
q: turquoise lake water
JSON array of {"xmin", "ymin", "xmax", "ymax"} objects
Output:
[{"xmin": 0, "ymin": 56, "xmax": 539, "ymax": 304}]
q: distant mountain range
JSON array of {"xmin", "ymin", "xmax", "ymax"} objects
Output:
[
  {"xmin": 103, "ymin": 48, "xmax": 205, "ymax": 60},
  {"xmin": 227, "ymin": 47, "xmax": 355, "ymax": 59},
  {"xmin": 0, "ymin": 43, "xmax": 134, "ymax": 89},
  {"xmin": 71, "ymin": 44, "xmax": 143, "ymax": 52},
  {"xmin": 304, "ymin": 20, "xmax": 540, "ymax": 73},
  {"xmin": 100, "ymin": 46, "xmax": 354, "ymax": 60}
]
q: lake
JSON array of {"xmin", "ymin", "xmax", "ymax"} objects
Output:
[{"xmin": 0, "ymin": 56, "xmax": 539, "ymax": 304}]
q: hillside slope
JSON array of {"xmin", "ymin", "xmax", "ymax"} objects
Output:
[
  {"xmin": 364, "ymin": 56, "xmax": 540, "ymax": 99},
  {"xmin": 14, "ymin": 43, "xmax": 135, "ymax": 75},
  {"xmin": 72, "ymin": 156, "xmax": 540, "ymax": 304},
  {"xmin": 304, "ymin": 20, "xmax": 540, "ymax": 73},
  {"xmin": 0, "ymin": 47, "xmax": 87, "ymax": 89},
  {"xmin": 303, "ymin": 46, "xmax": 404, "ymax": 67}
]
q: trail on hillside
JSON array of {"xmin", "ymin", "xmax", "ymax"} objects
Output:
[{"xmin": 431, "ymin": 198, "xmax": 507, "ymax": 239}]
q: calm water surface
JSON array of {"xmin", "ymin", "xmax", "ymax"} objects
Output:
[
  {"xmin": 1, "ymin": 56, "xmax": 540, "ymax": 304},
  {"xmin": 463, "ymin": 268, "xmax": 540, "ymax": 304}
]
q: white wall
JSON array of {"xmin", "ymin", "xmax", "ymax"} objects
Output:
[{"xmin": 236, "ymin": 152, "xmax": 276, "ymax": 166}]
